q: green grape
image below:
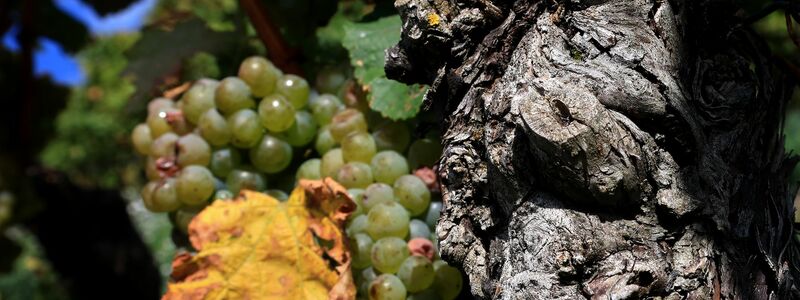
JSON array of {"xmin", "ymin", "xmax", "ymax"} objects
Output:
[
  {"xmin": 296, "ymin": 159, "xmax": 322, "ymax": 180},
  {"xmin": 342, "ymin": 132, "xmax": 377, "ymax": 163},
  {"xmin": 214, "ymin": 189, "xmax": 234, "ymax": 200},
  {"xmin": 209, "ymin": 147, "xmax": 241, "ymax": 178},
  {"xmin": 150, "ymin": 132, "xmax": 179, "ymax": 158},
  {"xmin": 275, "ymin": 74, "xmax": 310, "ymax": 109},
  {"xmin": 310, "ymin": 94, "xmax": 344, "ymax": 125},
  {"xmin": 406, "ymin": 288, "xmax": 440, "ymax": 300},
  {"xmin": 280, "ymin": 111, "xmax": 318, "ymax": 146},
  {"xmin": 330, "ymin": 109, "xmax": 368, "ymax": 142},
  {"xmin": 348, "ymin": 188, "xmax": 366, "ymax": 217},
  {"xmin": 321, "ymin": 148, "xmax": 345, "ymax": 178},
  {"xmin": 424, "ymin": 202, "xmax": 442, "ymax": 229},
  {"xmin": 174, "ymin": 206, "xmax": 203, "ymax": 234},
  {"xmin": 226, "ymin": 168, "xmax": 267, "ymax": 195},
  {"xmin": 227, "ymin": 109, "xmax": 263, "ymax": 148},
  {"xmin": 198, "ymin": 109, "xmax": 231, "ymax": 146},
  {"xmin": 315, "ymin": 126, "xmax": 337, "ymax": 155},
  {"xmin": 238, "ymin": 56, "xmax": 281, "ymax": 97},
  {"xmin": 150, "ymin": 107, "xmax": 193, "ymax": 136},
  {"xmin": 347, "ymin": 214, "xmax": 368, "ymax": 236},
  {"xmin": 408, "ymin": 139, "xmax": 443, "ymax": 169},
  {"xmin": 351, "ymin": 233, "xmax": 374, "ymax": 269},
  {"xmin": 143, "ymin": 178, "xmax": 182, "ymax": 212},
  {"xmin": 146, "ymin": 107, "xmax": 175, "ymax": 138},
  {"xmin": 370, "ymin": 237, "xmax": 410, "ymax": 274},
  {"xmin": 214, "ymin": 76, "xmax": 254, "ymax": 115},
  {"xmin": 176, "ymin": 134, "xmax": 211, "ymax": 167},
  {"xmin": 315, "ymin": 65, "xmax": 347, "ymax": 94},
  {"xmin": 372, "ymin": 122, "xmax": 411, "ymax": 153},
  {"xmin": 250, "ymin": 135, "xmax": 292, "ymax": 174},
  {"xmin": 432, "ymin": 261, "xmax": 463, "ymax": 300},
  {"xmin": 258, "ymin": 94, "xmax": 296, "ymax": 132},
  {"xmin": 366, "ymin": 202, "xmax": 410, "ymax": 240},
  {"xmin": 409, "ymin": 219, "xmax": 432, "ymax": 240},
  {"xmin": 394, "ymin": 175, "xmax": 431, "ymax": 216},
  {"xmin": 363, "ymin": 183, "xmax": 395, "ymax": 211},
  {"xmin": 176, "ymin": 165, "xmax": 215, "ymax": 206},
  {"xmin": 147, "ymin": 97, "xmax": 174, "ymax": 116},
  {"xmin": 131, "ymin": 123, "xmax": 153, "ymax": 155},
  {"xmin": 181, "ymin": 79, "xmax": 218, "ymax": 124},
  {"xmin": 397, "ymin": 256, "xmax": 435, "ymax": 293},
  {"xmin": 358, "ymin": 267, "xmax": 377, "ymax": 297},
  {"xmin": 371, "ymin": 151, "xmax": 410, "ymax": 184},
  {"xmin": 336, "ymin": 162, "xmax": 373, "ymax": 189},
  {"xmin": 265, "ymin": 189, "xmax": 289, "ymax": 201}
]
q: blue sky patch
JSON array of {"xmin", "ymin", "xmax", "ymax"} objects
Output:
[{"xmin": 2, "ymin": 0, "xmax": 156, "ymax": 86}]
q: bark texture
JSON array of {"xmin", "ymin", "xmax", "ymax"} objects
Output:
[{"xmin": 385, "ymin": 0, "xmax": 800, "ymax": 298}]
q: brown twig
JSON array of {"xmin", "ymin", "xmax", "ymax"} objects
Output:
[{"xmin": 237, "ymin": 0, "xmax": 303, "ymax": 75}]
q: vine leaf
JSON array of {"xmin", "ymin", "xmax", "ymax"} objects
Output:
[
  {"xmin": 162, "ymin": 178, "xmax": 357, "ymax": 300},
  {"xmin": 342, "ymin": 15, "xmax": 427, "ymax": 120},
  {"xmin": 369, "ymin": 78, "xmax": 426, "ymax": 120}
]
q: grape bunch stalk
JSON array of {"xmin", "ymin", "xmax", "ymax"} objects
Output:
[{"xmin": 130, "ymin": 56, "xmax": 462, "ymax": 299}]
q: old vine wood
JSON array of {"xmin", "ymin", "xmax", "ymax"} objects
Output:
[{"xmin": 385, "ymin": 0, "xmax": 800, "ymax": 298}]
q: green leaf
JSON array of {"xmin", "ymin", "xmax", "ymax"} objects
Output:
[
  {"xmin": 342, "ymin": 15, "xmax": 401, "ymax": 84},
  {"xmin": 342, "ymin": 15, "xmax": 427, "ymax": 120},
  {"xmin": 368, "ymin": 78, "xmax": 426, "ymax": 120}
]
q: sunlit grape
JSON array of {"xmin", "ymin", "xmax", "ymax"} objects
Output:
[
  {"xmin": 215, "ymin": 76, "xmax": 254, "ymax": 115},
  {"xmin": 176, "ymin": 165, "xmax": 215, "ymax": 206},
  {"xmin": 258, "ymin": 94, "xmax": 295, "ymax": 132},
  {"xmin": 181, "ymin": 79, "xmax": 218, "ymax": 124},
  {"xmin": 336, "ymin": 162, "xmax": 373, "ymax": 189},
  {"xmin": 370, "ymin": 237, "xmax": 409, "ymax": 274},
  {"xmin": 296, "ymin": 159, "xmax": 322, "ymax": 180},
  {"xmin": 366, "ymin": 202, "xmax": 409, "ymax": 240},
  {"xmin": 315, "ymin": 126, "xmax": 337, "ymax": 155},
  {"xmin": 280, "ymin": 111, "xmax": 317, "ymax": 146},
  {"xmin": 176, "ymin": 134, "xmax": 211, "ymax": 167},
  {"xmin": 371, "ymin": 151, "xmax": 409, "ymax": 184},
  {"xmin": 330, "ymin": 108, "xmax": 368, "ymax": 141},
  {"xmin": 227, "ymin": 109, "xmax": 263, "ymax": 148},
  {"xmin": 394, "ymin": 175, "xmax": 431, "ymax": 216},
  {"xmin": 198, "ymin": 109, "xmax": 231, "ymax": 146},
  {"xmin": 397, "ymin": 255, "xmax": 435, "ymax": 292},
  {"xmin": 321, "ymin": 148, "xmax": 345, "ymax": 178},
  {"xmin": 310, "ymin": 94, "xmax": 344, "ymax": 125},
  {"xmin": 275, "ymin": 74, "xmax": 310, "ymax": 109},
  {"xmin": 238, "ymin": 56, "xmax": 281, "ymax": 97},
  {"xmin": 342, "ymin": 132, "xmax": 377, "ymax": 163}
]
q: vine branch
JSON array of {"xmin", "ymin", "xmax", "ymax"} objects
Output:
[{"xmin": 238, "ymin": 0, "xmax": 303, "ymax": 75}]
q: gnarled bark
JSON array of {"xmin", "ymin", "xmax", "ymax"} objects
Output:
[{"xmin": 386, "ymin": 0, "xmax": 800, "ymax": 298}]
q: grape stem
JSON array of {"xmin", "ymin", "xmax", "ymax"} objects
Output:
[{"xmin": 238, "ymin": 0, "xmax": 304, "ymax": 76}]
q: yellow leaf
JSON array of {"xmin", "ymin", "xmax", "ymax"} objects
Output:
[{"xmin": 163, "ymin": 178, "xmax": 357, "ymax": 300}]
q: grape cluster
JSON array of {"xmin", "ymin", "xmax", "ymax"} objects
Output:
[{"xmin": 130, "ymin": 56, "xmax": 461, "ymax": 299}]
